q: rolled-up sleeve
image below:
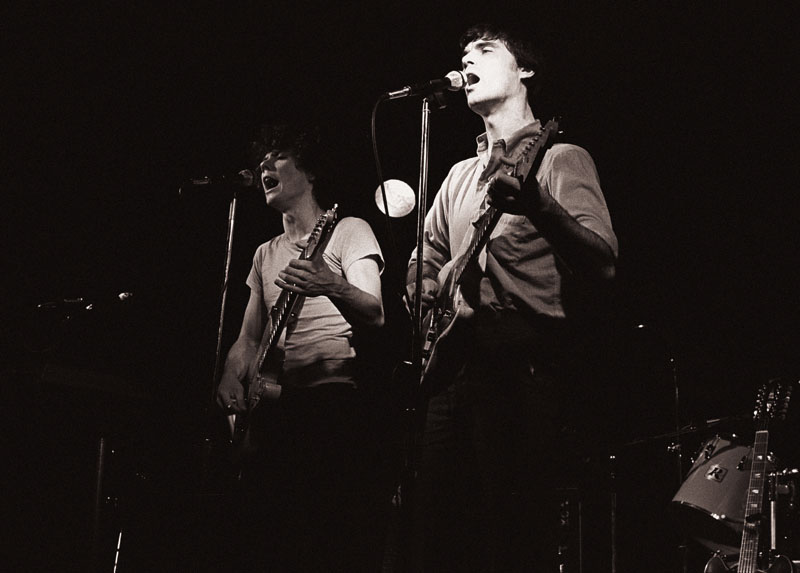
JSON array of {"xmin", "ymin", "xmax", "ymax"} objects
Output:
[{"xmin": 542, "ymin": 144, "xmax": 618, "ymax": 257}]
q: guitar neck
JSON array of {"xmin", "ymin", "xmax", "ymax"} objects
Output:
[
  {"xmin": 738, "ymin": 429, "xmax": 770, "ymax": 573},
  {"xmin": 255, "ymin": 287, "xmax": 303, "ymax": 373},
  {"xmin": 449, "ymin": 206, "xmax": 502, "ymax": 286},
  {"xmin": 251, "ymin": 206, "xmax": 339, "ymax": 379}
]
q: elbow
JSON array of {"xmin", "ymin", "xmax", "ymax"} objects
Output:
[
  {"xmin": 585, "ymin": 256, "xmax": 615, "ymax": 283},
  {"xmin": 594, "ymin": 242, "xmax": 617, "ymax": 282},
  {"xmin": 361, "ymin": 315, "xmax": 384, "ymax": 330},
  {"xmin": 372, "ymin": 307, "xmax": 386, "ymax": 329},
  {"xmin": 358, "ymin": 301, "xmax": 384, "ymax": 329},
  {"xmin": 370, "ymin": 301, "xmax": 386, "ymax": 329},
  {"xmin": 599, "ymin": 261, "xmax": 616, "ymax": 282}
]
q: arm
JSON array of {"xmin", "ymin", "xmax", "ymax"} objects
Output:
[
  {"xmin": 215, "ymin": 289, "xmax": 265, "ymax": 413},
  {"xmin": 489, "ymin": 147, "xmax": 617, "ymax": 282},
  {"xmin": 275, "ymin": 255, "xmax": 384, "ymax": 329},
  {"xmin": 530, "ymin": 191, "xmax": 616, "ymax": 281},
  {"xmin": 406, "ymin": 164, "xmax": 461, "ymax": 309}
]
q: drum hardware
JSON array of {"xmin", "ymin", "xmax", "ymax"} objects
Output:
[
  {"xmin": 770, "ymin": 468, "xmax": 799, "ymax": 563},
  {"xmin": 684, "ymin": 379, "xmax": 797, "ymax": 571},
  {"xmin": 621, "ymin": 416, "xmax": 748, "ymax": 451},
  {"xmin": 20, "ymin": 295, "xmax": 148, "ymax": 572},
  {"xmin": 612, "ymin": 413, "xmax": 749, "ymax": 570}
]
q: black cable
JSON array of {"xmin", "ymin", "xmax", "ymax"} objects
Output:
[{"xmin": 370, "ymin": 95, "xmax": 407, "ymax": 301}]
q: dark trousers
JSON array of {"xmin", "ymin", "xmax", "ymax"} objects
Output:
[
  {"xmin": 228, "ymin": 384, "xmax": 386, "ymax": 572},
  {"xmin": 410, "ymin": 340, "xmax": 567, "ymax": 572}
]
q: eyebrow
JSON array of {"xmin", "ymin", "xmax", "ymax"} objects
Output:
[{"xmin": 462, "ymin": 39, "xmax": 501, "ymax": 56}]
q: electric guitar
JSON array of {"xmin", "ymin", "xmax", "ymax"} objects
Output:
[
  {"xmin": 230, "ymin": 206, "xmax": 339, "ymax": 458},
  {"xmin": 704, "ymin": 378, "xmax": 794, "ymax": 573},
  {"xmin": 417, "ymin": 118, "xmax": 560, "ymax": 394}
]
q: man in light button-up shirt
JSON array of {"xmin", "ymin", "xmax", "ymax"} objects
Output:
[{"xmin": 405, "ymin": 21, "xmax": 618, "ymax": 572}]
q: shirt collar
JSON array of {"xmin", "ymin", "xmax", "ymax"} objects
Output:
[{"xmin": 476, "ymin": 120, "xmax": 543, "ymax": 164}]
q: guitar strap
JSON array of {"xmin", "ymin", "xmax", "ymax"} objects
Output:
[{"xmin": 471, "ymin": 126, "xmax": 549, "ymax": 271}]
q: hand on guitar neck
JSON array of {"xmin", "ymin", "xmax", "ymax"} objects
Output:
[
  {"xmin": 485, "ymin": 169, "xmax": 546, "ymax": 216},
  {"xmin": 405, "ymin": 276, "xmax": 440, "ymax": 317}
]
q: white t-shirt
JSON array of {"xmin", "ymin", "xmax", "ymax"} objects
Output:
[{"xmin": 246, "ymin": 216, "xmax": 383, "ymax": 384}]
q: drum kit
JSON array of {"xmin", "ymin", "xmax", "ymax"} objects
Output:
[
  {"xmin": 669, "ymin": 379, "xmax": 799, "ymax": 571},
  {"xmin": 673, "ymin": 436, "xmax": 797, "ymax": 553}
]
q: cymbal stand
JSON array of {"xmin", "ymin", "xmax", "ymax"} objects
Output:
[
  {"xmin": 90, "ymin": 435, "xmax": 108, "ymax": 572},
  {"xmin": 669, "ymin": 354, "xmax": 691, "ymax": 573},
  {"xmin": 634, "ymin": 324, "xmax": 688, "ymax": 572}
]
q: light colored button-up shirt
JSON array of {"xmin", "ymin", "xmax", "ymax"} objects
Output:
[{"xmin": 410, "ymin": 121, "xmax": 617, "ymax": 322}]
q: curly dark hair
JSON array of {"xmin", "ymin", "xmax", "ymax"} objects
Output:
[
  {"xmin": 249, "ymin": 122, "xmax": 334, "ymax": 209},
  {"xmin": 459, "ymin": 22, "xmax": 546, "ymax": 99}
]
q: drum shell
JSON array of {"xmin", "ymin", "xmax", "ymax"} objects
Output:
[{"xmin": 671, "ymin": 435, "xmax": 775, "ymax": 555}]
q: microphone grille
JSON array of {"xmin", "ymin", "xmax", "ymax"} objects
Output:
[
  {"xmin": 445, "ymin": 70, "xmax": 467, "ymax": 91},
  {"xmin": 238, "ymin": 169, "xmax": 257, "ymax": 187}
]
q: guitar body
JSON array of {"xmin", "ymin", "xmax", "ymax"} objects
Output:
[
  {"xmin": 230, "ymin": 367, "xmax": 279, "ymax": 462},
  {"xmin": 419, "ymin": 263, "xmax": 474, "ymax": 392},
  {"xmin": 704, "ymin": 555, "xmax": 796, "ymax": 573},
  {"xmin": 704, "ymin": 555, "xmax": 736, "ymax": 572},
  {"xmin": 704, "ymin": 554, "xmax": 770, "ymax": 573},
  {"xmin": 769, "ymin": 556, "xmax": 797, "ymax": 573}
]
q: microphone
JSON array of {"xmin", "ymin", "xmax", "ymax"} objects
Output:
[
  {"xmin": 179, "ymin": 169, "xmax": 257, "ymax": 196},
  {"xmin": 382, "ymin": 70, "xmax": 467, "ymax": 100},
  {"xmin": 37, "ymin": 292, "xmax": 134, "ymax": 312}
]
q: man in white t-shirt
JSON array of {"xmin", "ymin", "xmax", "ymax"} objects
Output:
[{"xmin": 215, "ymin": 122, "xmax": 385, "ymax": 571}]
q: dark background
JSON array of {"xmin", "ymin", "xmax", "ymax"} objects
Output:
[{"xmin": 2, "ymin": 3, "xmax": 798, "ymax": 571}]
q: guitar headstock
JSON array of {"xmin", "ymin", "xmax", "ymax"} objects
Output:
[
  {"xmin": 542, "ymin": 116, "xmax": 561, "ymax": 140},
  {"xmin": 302, "ymin": 204, "xmax": 339, "ymax": 259},
  {"xmin": 753, "ymin": 377, "xmax": 793, "ymax": 429},
  {"xmin": 537, "ymin": 116, "xmax": 563, "ymax": 146},
  {"xmin": 515, "ymin": 117, "xmax": 561, "ymax": 174}
]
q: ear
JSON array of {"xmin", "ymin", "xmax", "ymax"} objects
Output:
[{"xmin": 519, "ymin": 68, "xmax": 535, "ymax": 80}]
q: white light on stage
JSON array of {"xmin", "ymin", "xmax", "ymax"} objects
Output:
[{"xmin": 374, "ymin": 179, "xmax": 415, "ymax": 217}]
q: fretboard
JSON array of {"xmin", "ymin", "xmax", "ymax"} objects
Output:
[
  {"xmin": 255, "ymin": 287, "xmax": 301, "ymax": 374},
  {"xmin": 738, "ymin": 429, "xmax": 769, "ymax": 573},
  {"xmin": 449, "ymin": 206, "xmax": 502, "ymax": 288}
]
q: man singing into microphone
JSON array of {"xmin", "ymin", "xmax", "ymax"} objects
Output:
[
  {"xmin": 215, "ymin": 121, "xmax": 385, "ymax": 571},
  {"xmin": 406, "ymin": 22, "xmax": 618, "ymax": 570}
]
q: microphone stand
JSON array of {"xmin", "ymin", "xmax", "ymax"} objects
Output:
[
  {"xmin": 410, "ymin": 97, "xmax": 433, "ymax": 373},
  {"xmin": 200, "ymin": 189, "xmax": 241, "ymax": 489},
  {"xmin": 392, "ymin": 93, "xmax": 447, "ymax": 573},
  {"xmin": 211, "ymin": 192, "xmax": 239, "ymax": 404}
]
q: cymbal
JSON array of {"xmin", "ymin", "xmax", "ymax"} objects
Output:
[{"xmin": 615, "ymin": 413, "xmax": 752, "ymax": 449}]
